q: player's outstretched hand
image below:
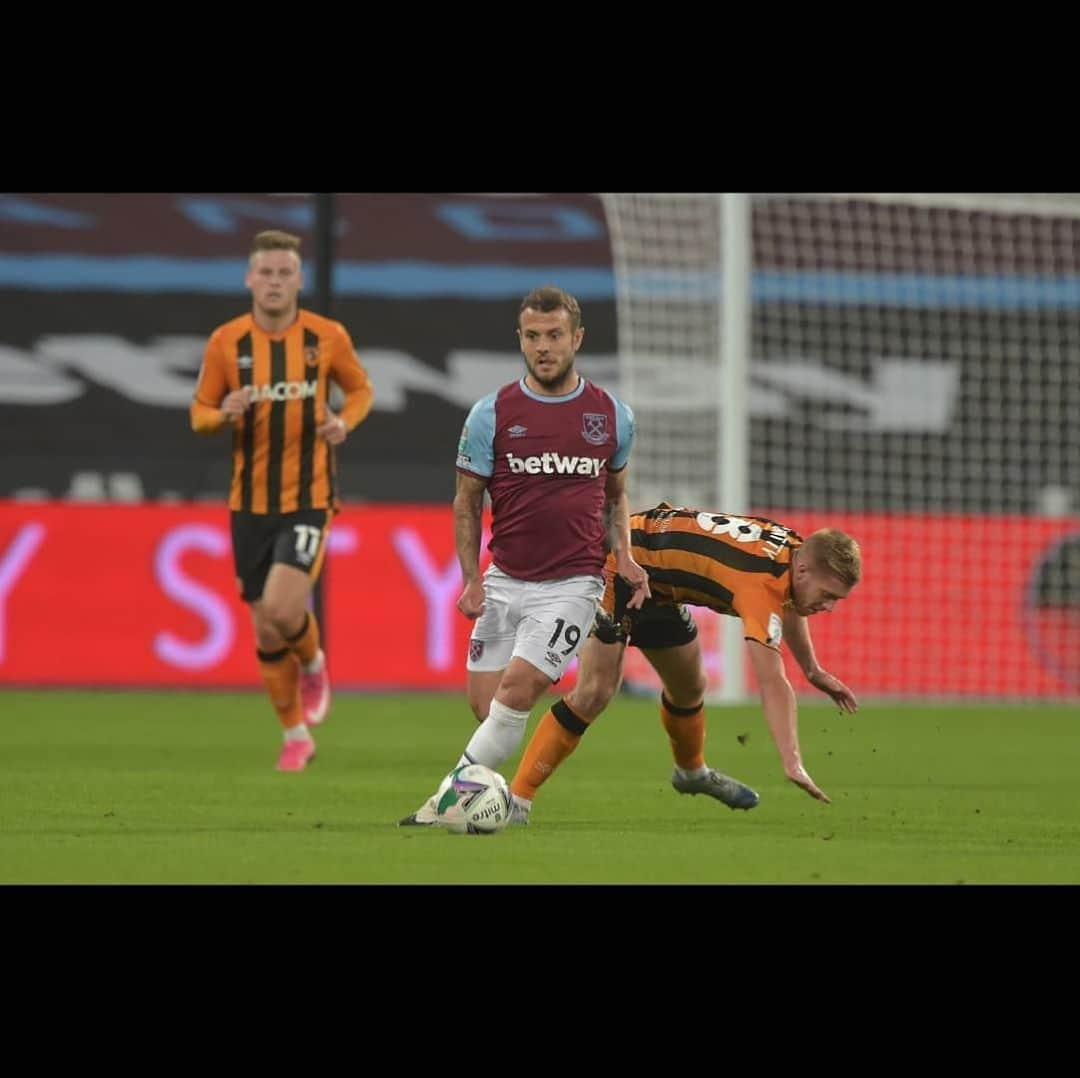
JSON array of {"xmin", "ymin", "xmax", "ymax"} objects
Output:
[
  {"xmin": 786, "ymin": 763, "xmax": 831, "ymax": 804},
  {"xmin": 807, "ymin": 668, "xmax": 858, "ymax": 714},
  {"xmin": 617, "ymin": 554, "xmax": 651, "ymax": 611}
]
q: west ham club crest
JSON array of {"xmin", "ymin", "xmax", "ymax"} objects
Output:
[{"xmin": 582, "ymin": 413, "xmax": 609, "ymax": 445}]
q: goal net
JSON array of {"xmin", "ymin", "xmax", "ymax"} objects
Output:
[{"xmin": 600, "ymin": 193, "xmax": 1080, "ymax": 701}]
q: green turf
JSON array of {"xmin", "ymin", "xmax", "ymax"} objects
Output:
[{"xmin": 0, "ymin": 690, "xmax": 1077, "ymax": 883}]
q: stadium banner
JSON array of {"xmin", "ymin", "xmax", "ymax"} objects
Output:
[
  {"xmin": 0, "ymin": 193, "xmax": 618, "ymax": 506},
  {"xmin": 0, "ymin": 501, "xmax": 1076, "ymax": 696},
  {"xmin": 3, "ymin": 192, "xmax": 1072, "ymax": 518}
]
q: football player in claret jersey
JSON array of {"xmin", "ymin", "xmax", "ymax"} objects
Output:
[
  {"xmin": 191, "ymin": 230, "xmax": 374, "ymax": 772},
  {"xmin": 399, "ymin": 285, "xmax": 651, "ymax": 826},
  {"xmin": 507, "ymin": 505, "xmax": 862, "ymax": 822}
]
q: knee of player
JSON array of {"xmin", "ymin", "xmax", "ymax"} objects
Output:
[
  {"xmin": 566, "ymin": 679, "xmax": 615, "ymax": 720},
  {"xmin": 677, "ymin": 669, "xmax": 709, "ymax": 704},
  {"xmin": 261, "ymin": 598, "xmax": 302, "ymax": 635},
  {"xmin": 498, "ymin": 663, "xmax": 553, "ymax": 713},
  {"xmin": 656, "ymin": 668, "xmax": 708, "ymax": 710}
]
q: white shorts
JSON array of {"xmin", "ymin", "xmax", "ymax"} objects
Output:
[{"xmin": 466, "ymin": 565, "xmax": 605, "ymax": 682}]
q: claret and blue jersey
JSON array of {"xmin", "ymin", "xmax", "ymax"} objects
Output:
[{"xmin": 456, "ymin": 377, "xmax": 635, "ymax": 582}]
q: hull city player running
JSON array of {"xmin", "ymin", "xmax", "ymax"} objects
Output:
[
  {"xmin": 191, "ymin": 230, "xmax": 374, "ymax": 772},
  {"xmin": 400, "ymin": 285, "xmax": 649, "ymax": 826},
  {"xmin": 507, "ymin": 504, "xmax": 861, "ymax": 823}
]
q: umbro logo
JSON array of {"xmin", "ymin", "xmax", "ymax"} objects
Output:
[
  {"xmin": 508, "ymin": 425, "xmax": 528, "ymax": 438},
  {"xmin": 237, "ymin": 356, "xmax": 253, "ymax": 369}
]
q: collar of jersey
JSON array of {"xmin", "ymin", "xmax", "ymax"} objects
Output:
[{"xmin": 518, "ymin": 376, "xmax": 587, "ymax": 403}]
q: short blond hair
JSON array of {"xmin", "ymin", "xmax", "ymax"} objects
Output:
[
  {"xmin": 802, "ymin": 529, "xmax": 861, "ymax": 586},
  {"xmin": 250, "ymin": 230, "xmax": 301, "ymax": 260}
]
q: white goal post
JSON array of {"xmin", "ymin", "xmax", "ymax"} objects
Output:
[{"xmin": 600, "ymin": 193, "xmax": 752, "ymax": 701}]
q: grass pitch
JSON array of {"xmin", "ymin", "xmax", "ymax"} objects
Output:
[{"xmin": 0, "ymin": 690, "xmax": 1076, "ymax": 884}]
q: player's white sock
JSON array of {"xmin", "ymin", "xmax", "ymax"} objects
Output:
[
  {"xmin": 303, "ymin": 649, "xmax": 324, "ymax": 675},
  {"xmin": 284, "ymin": 724, "xmax": 311, "ymax": 742},
  {"xmin": 674, "ymin": 765, "xmax": 708, "ymax": 780},
  {"xmin": 458, "ymin": 699, "xmax": 531, "ymax": 768}
]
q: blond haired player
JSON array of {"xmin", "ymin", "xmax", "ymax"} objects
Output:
[
  {"xmin": 191, "ymin": 230, "xmax": 374, "ymax": 772},
  {"xmin": 508, "ymin": 504, "xmax": 861, "ymax": 822}
]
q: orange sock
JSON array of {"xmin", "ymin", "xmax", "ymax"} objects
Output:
[
  {"xmin": 511, "ymin": 699, "xmax": 590, "ymax": 801},
  {"xmin": 284, "ymin": 611, "xmax": 321, "ymax": 668},
  {"xmin": 257, "ymin": 647, "xmax": 305, "ymax": 731},
  {"xmin": 660, "ymin": 693, "xmax": 705, "ymax": 771}
]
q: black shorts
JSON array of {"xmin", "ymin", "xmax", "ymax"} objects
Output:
[
  {"xmin": 592, "ymin": 574, "xmax": 699, "ymax": 650},
  {"xmin": 230, "ymin": 509, "xmax": 329, "ymax": 602}
]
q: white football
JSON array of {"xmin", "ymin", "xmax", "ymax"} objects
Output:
[{"xmin": 435, "ymin": 764, "xmax": 512, "ymax": 834}]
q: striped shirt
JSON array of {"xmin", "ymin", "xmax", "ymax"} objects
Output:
[
  {"xmin": 614, "ymin": 504, "xmax": 803, "ymax": 648},
  {"xmin": 191, "ymin": 309, "xmax": 373, "ymax": 513}
]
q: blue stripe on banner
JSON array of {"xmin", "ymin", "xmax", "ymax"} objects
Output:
[
  {"xmin": 753, "ymin": 269, "xmax": 1080, "ymax": 309},
  {"xmin": 0, "ymin": 256, "xmax": 616, "ymax": 299},
  {"xmin": 3, "ymin": 255, "xmax": 1080, "ymax": 308},
  {"xmin": 620, "ymin": 268, "xmax": 1080, "ymax": 308}
]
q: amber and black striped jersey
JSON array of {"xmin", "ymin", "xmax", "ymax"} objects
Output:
[
  {"xmin": 605, "ymin": 503, "xmax": 804, "ymax": 648},
  {"xmin": 191, "ymin": 309, "xmax": 373, "ymax": 514}
]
